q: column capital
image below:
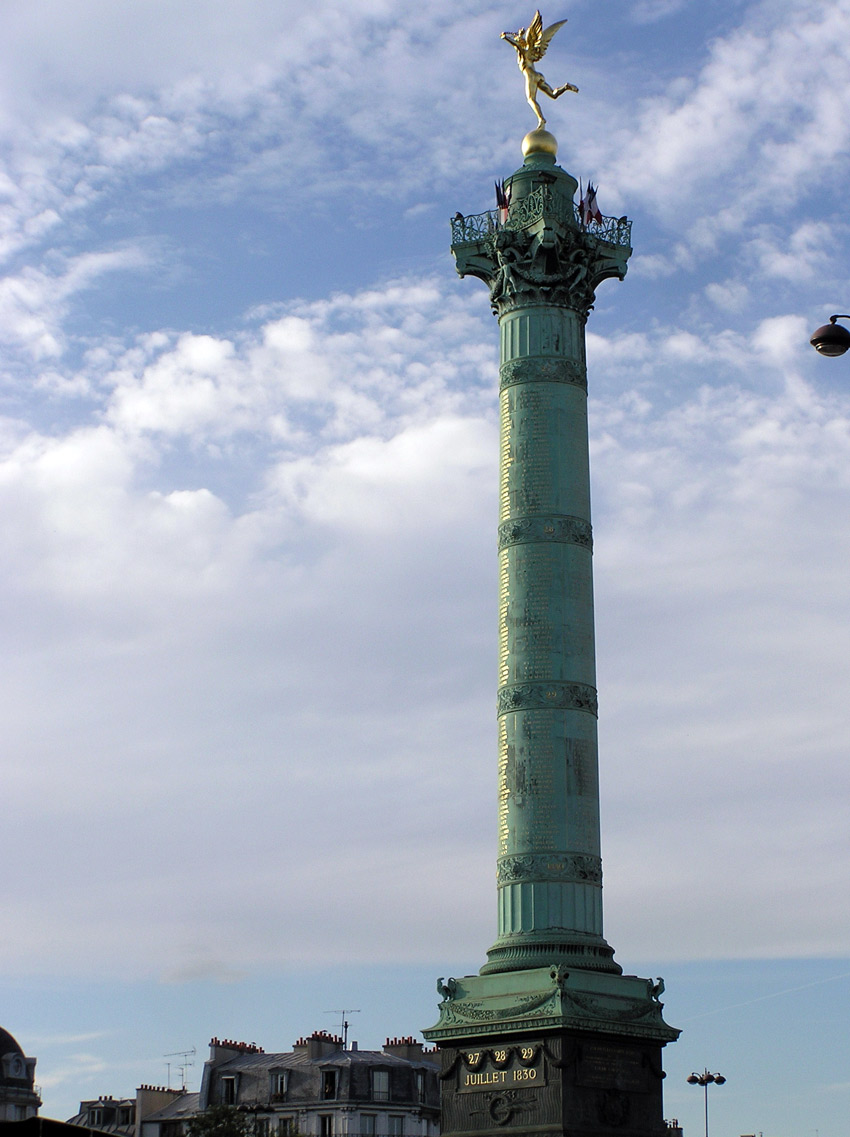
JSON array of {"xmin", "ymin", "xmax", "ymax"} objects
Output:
[{"xmin": 451, "ymin": 185, "xmax": 631, "ymax": 321}]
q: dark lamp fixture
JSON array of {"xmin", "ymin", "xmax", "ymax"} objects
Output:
[
  {"xmin": 687, "ymin": 1068, "xmax": 726, "ymax": 1137},
  {"xmin": 810, "ymin": 315, "xmax": 850, "ymax": 356}
]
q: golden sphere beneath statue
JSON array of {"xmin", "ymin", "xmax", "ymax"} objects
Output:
[{"xmin": 522, "ymin": 128, "xmax": 558, "ymax": 157}]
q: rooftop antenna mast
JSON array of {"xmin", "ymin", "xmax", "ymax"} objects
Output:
[
  {"xmin": 324, "ymin": 1009, "xmax": 360, "ymax": 1049},
  {"xmin": 164, "ymin": 1047, "xmax": 196, "ymax": 1091}
]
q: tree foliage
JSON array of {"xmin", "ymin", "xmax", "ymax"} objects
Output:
[{"xmin": 186, "ymin": 1107, "xmax": 263, "ymax": 1137}]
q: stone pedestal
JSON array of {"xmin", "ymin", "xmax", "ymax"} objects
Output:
[{"xmin": 428, "ymin": 967, "xmax": 675, "ymax": 1137}]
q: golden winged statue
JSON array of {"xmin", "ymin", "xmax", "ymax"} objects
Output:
[{"xmin": 501, "ymin": 11, "xmax": 578, "ymax": 130}]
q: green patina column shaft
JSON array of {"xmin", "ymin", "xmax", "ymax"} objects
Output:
[
  {"xmin": 451, "ymin": 141, "xmax": 630, "ymax": 976},
  {"xmin": 492, "ymin": 220, "xmax": 608, "ymax": 976}
]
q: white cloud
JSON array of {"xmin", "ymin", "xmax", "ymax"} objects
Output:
[
  {"xmin": 630, "ymin": 0, "xmax": 688, "ymax": 22},
  {"xmin": 749, "ymin": 313, "xmax": 810, "ymax": 367},
  {"xmin": 97, "ymin": 280, "xmax": 495, "ymax": 452},
  {"xmin": 605, "ymin": 0, "xmax": 850, "ymax": 245},
  {"xmin": 0, "ymin": 265, "xmax": 847, "ymax": 981},
  {"xmin": 589, "ymin": 361, "xmax": 850, "ymax": 960},
  {"xmin": 0, "ymin": 248, "xmax": 148, "ymax": 364},
  {"xmin": 705, "ymin": 277, "xmax": 750, "ymax": 312},
  {"xmin": 265, "ymin": 414, "xmax": 494, "ymax": 532},
  {"xmin": 0, "ymin": 2, "xmax": 513, "ymax": 279},
  {"xmin": 748, "ymin": 220, "xmax": 834, "ymax": 280},
  {"xmin": 37, "ymin": 1053, "xmax": 109, "ymax": 1092}
]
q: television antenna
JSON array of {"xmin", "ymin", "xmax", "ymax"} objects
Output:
[
  {"xmin": 164, "ymin": 1047, "xmax": 197, "ymax": 1091},
  {"xmin": 324, "ymin": 1009, "xmax": 360, "ymax": 1049}
]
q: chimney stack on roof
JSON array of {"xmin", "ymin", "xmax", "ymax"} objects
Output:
[
  {"xmin": 383, "ymin": 1037, "xmax": 426, "ymax": 1062},
  {"xmin": 208, "ymin": 1037, "xmax": 265, "ymax": 1061},
  {"xmin": 292, "ymin": 1031, "xmax": 343, "ymax": 1060}
]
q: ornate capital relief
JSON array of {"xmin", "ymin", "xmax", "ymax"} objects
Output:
[{"xmin": 486, "ymin": 225, "xmax": 608, "ymax": 318}]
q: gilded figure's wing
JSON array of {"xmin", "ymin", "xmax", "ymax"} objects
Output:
[
  {"xmin": 528, "ymin": 12, "xmax": 568, "ymax": 61},
  {"xmin": 527, "ymin": 10, "xmax": 544, "ymax": 49}
]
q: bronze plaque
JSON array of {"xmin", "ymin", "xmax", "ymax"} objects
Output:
[{"xmin": 457, "ymin": 1045, "xmax": 546, "ymax": 1093}]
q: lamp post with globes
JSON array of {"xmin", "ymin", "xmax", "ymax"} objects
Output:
[
  {"xmin": 687, "ymin": 1069, "xmax": 726, "ymax": 1137},
  {"xmin": 810, "ymin": 314, "xmax": 850, "ymax": 356}
]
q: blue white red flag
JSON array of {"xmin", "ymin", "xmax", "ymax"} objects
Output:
[
  {"xmin": 580, "ymin": 181, "xmax": 603, "ymax": 226},
  {"xmin": 495, "ymin": 180, "xmax": 511, "ymax": 224}
]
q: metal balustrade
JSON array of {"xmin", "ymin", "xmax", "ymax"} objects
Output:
[{"xmin": 450, "ymin": 186, "xmax": 631, "ymax": 248}]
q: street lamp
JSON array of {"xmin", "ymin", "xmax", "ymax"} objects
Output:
[
  {"xmin": 687, "ymin": 1069, "xmax": 726, "ymax": 1137},
  {"xmin": 810, "ymin": 314, "xmax": 850, "ymax": 356}
]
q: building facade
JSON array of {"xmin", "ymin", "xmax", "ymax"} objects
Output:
[
  {"xmin": 140, "ymin": 1033, "xmax": 440, "ymax": 1137},
  {"xmin": 66, "ymin": 1097, "xmax": 136, "ymax": 1137},
  {"xmin": 0, "ymin": 1026, "xmax": 41, "ymax": 1122}
]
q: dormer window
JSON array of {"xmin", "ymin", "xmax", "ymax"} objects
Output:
[
  {"xmin": 371, "ymin": 1070, "xmax": 389, "ymax": 1102},
  {"xmin": 322, "ymin": 1070, "xmax": 337, "ymax": 1100},
  {"xmin": 271, "ymin": 1071, "xmax": 289, "ymax": 1100},
  {"xmin": 221, "ymin": 1077, "xmax": 236, "ymax": 1105}
]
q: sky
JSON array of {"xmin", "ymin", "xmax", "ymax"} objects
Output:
[{"xmin": 1, "ymin": 0, "xmax": 850, "ymax": 1133}]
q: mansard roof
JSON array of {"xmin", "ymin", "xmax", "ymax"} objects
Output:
[{"xmin": 213, "ymin": 1049, "xmax": 436, "ymax": 1072}]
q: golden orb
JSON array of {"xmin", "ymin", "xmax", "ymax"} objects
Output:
[{"xmin": 522, "ymin": 128, "xmax": 558, "ymax": 157}]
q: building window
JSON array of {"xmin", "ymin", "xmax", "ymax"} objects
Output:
[
  {"xmin": 416, "ymin": 1072, "xmax": 425, "ymax": 1103},
  {"xmin": 322, "ymin": 1071, "xmax": 337, "ymax": 1100},
  {"xmin": 221, "ymin": 1077, "xmax": 236, "ymax": 1105},
  {"xmin": 360, "ymin": 1116, "xmax": 376, "ymax": 1137},
  {"xmin": 371, "ymin": 1071, "xmax": 389, "ymax": 1102},
  {"xmin": 277, "ymin": 1119, "xmax": 295, "ymax": 1137},
  {"xmin": 320, "ymin": 1117, "xmax": 333, "ymax": 1137},
  {"xmin": 257, "ymin": 1121, "xmax": 270, "ymax": 1137},
  {"xmin": 90, "ymin": 1110, "xmax": 104, "ymax": 1126},
  {"xmin": 271, "ymin": 1071, "xmax": 289, "ymax": 1100},
  {"xmin": 388, "ymin": 1118, "xmax": 404, "ymax": 1137}
]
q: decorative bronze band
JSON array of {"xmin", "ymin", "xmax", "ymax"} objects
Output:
[
  {"xmin": 499, "ymin": 357, "xmax": 587, "ymax": 390},
  {"xmin": 497, "ymin": 853, "xmax": 602, "ymax": 886},
  {"xmin": 498, "ymin": 515, "xmax": 592, "ymax": 551},
  {"xmin": 436, "ymin": 990, "xmax": 556, "ymax": 1025},
  {"xmin": 497, "ymin": 681, "xmax": 598, "ymax": 717}
]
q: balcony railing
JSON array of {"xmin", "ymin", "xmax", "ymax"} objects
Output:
[{"xmin": 450, "ymin": 186, "xmax": 631, "ymax": 249}]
